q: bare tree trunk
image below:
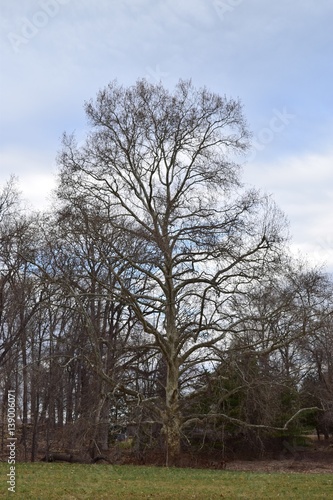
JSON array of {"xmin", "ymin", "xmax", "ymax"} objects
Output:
[
  {"xmin": 31, "ymin": 393, "xmax": 39, "ymax": 462},
  {"xmin": 89, "ymin": 387, "xmax": 107, "ymax": 459},
  {"xmin": 98, "ymin": 397, "xmax": 110, "ymax": 451},
  {"xmin": 66, "ymin": 371, "xmax": 74, "ymax": 424},
  {"xmin": 164, "ymin": 359, "xmax": 181, "ymax": 466}
]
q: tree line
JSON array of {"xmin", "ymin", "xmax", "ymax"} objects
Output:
[{"xmin": 0, "ymin": 80, "xmax": 332, "ymax": 466}]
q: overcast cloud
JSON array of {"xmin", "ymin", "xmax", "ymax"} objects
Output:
[{"xmin": 0, "ymin": 0, "xmax": 332, "ymax": 270}]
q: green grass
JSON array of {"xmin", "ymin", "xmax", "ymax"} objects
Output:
[{"xmin": 1, "ymin": 463, "xmax": 333, "ymax": 499}]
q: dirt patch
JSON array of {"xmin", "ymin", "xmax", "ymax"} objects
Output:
[
  {"xmin": 224, "ymin": 440, "xmax": 333, "ymax": 474},
  {"xmin": 226, "ymin": 458, "xmax": 333, "ymax": 474}
]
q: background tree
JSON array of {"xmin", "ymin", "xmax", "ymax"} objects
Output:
[
  {"xmin": 0, "ymin": 179, "xmax": 46, "ymax": 459},
  {"xmin": 183, "ymin": 262, "xmax": 330, "ymax": 457},
  {"xmin": 1, "ymin": 83, "xmax": 332, "ymax": 466},
  {"xmin": 35, "ymin": 203, "xmax": 146, "ymax": 458}
]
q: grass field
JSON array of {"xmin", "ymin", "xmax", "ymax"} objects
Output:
[{"xmin": 1, "ymin": 463, "xmax": 333, "ymax": 499}]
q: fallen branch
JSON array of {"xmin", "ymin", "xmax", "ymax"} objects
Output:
[
  {"xmin": 41, "ymin": 453, "xmax": 109, "ymax": 464},
  {"xmin": 181, "ymin": 407, "xmax": 321, "ymax": 432}
]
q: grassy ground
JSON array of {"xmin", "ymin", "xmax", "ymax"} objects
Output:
[{"xmin": 1, "ymin": 463, "xmax": 333, "ymax": 499}]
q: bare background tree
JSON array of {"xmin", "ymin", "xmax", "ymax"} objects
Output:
[{"xmin": 0, "ymin": 82, "xmax": 332, "ymax": 467}]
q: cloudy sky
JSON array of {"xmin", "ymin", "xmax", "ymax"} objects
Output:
[{"xmin": 1, "ymin": 0, "xmax": 333, "ymax": 270}]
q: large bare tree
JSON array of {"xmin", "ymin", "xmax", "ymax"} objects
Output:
[{"xmin": 56, "ymin": 79, "xmax": 287, "ymax": 464}]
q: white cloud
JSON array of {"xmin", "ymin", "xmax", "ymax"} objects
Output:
[
  {"xmin": 0, "ymin": 149, "xmax": 57, "ymax": 210},
  {"xmin": 20, "ymin": 172, "xmax": 56, "ymax": 210},
  {"xmin": 243, "ymin": 150, "xmax": 333, "ymax": 271}
]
